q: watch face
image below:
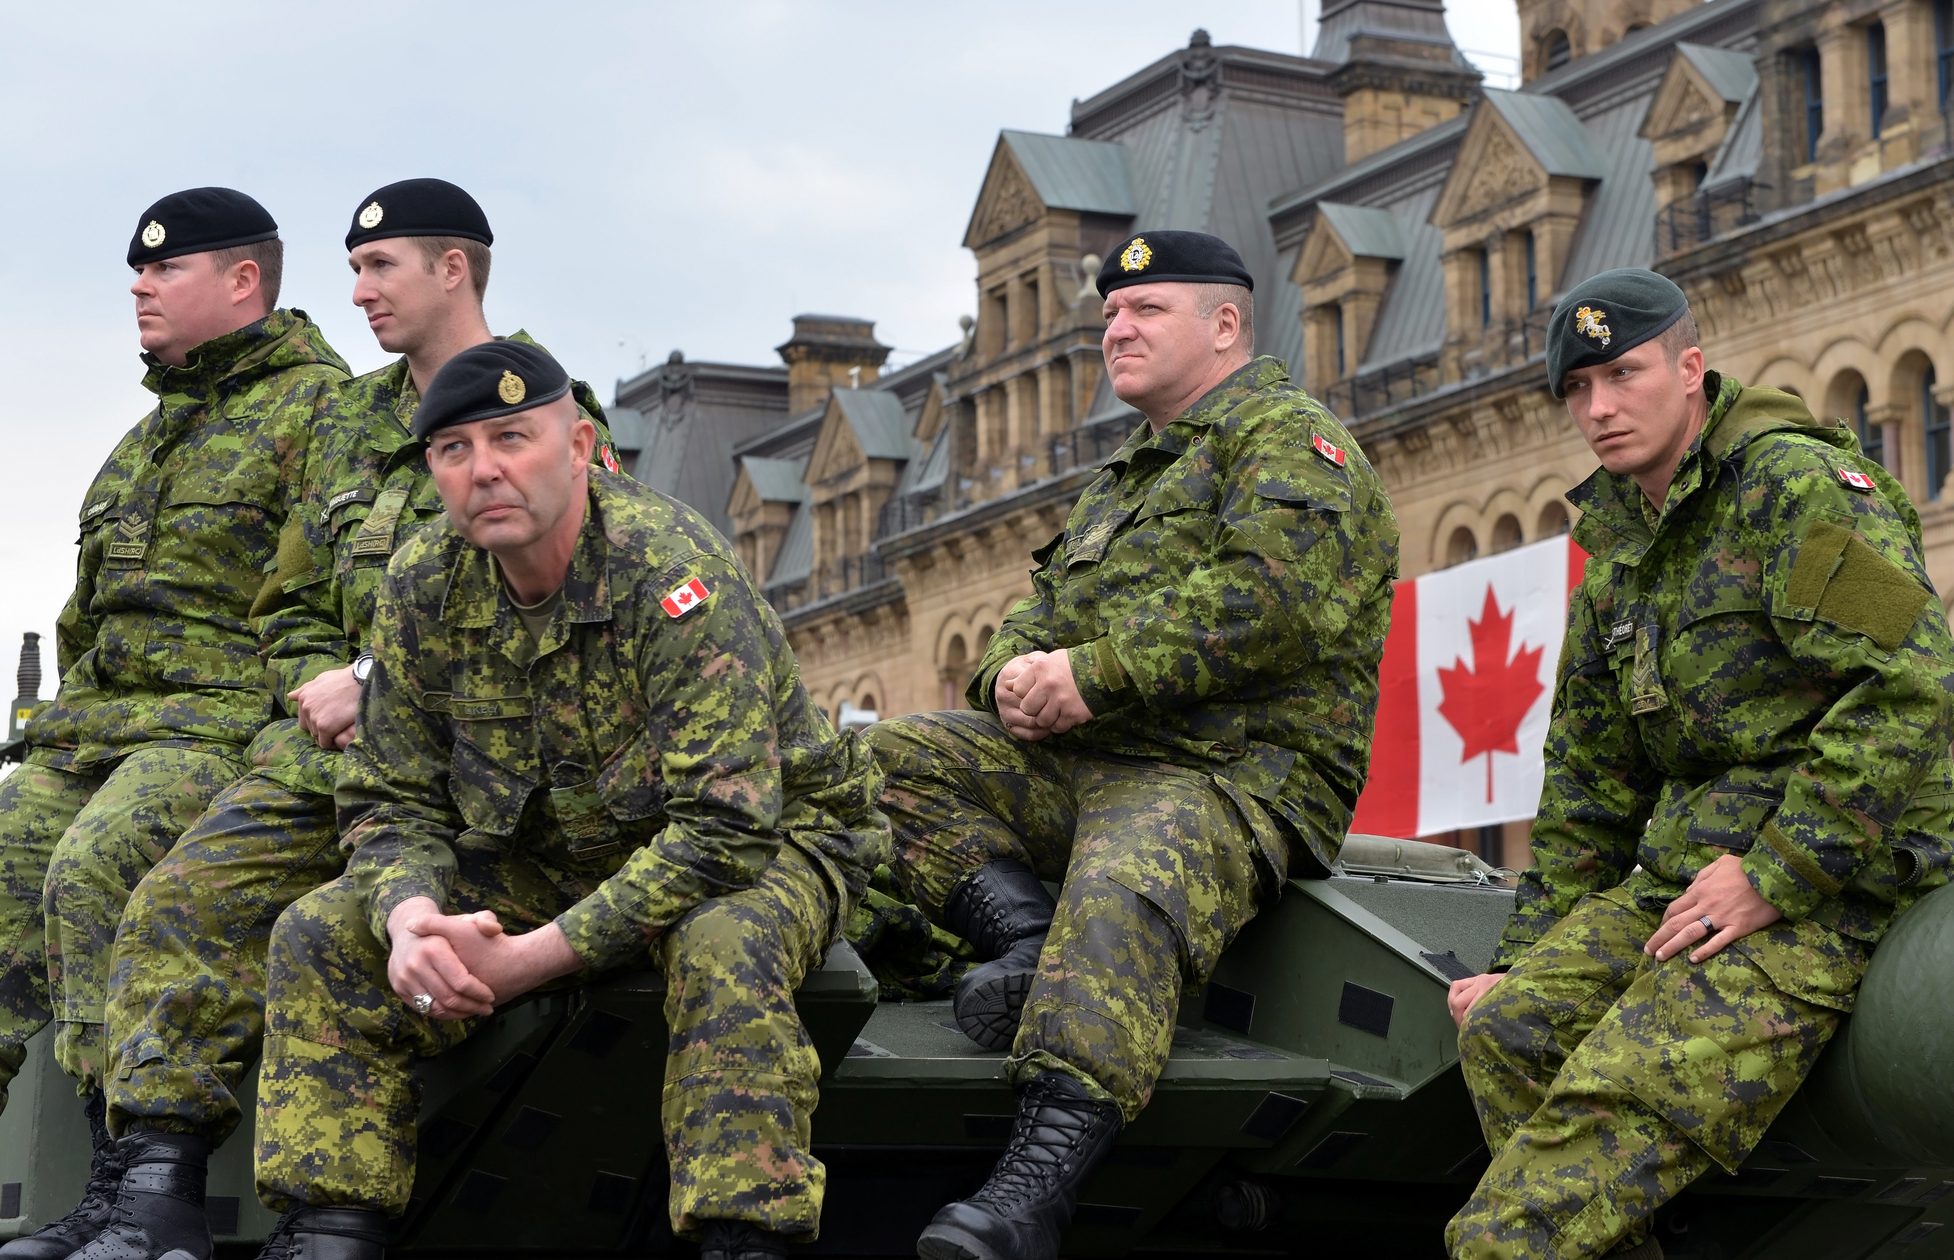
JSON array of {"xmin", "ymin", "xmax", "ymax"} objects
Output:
[{"xmin": 353, "ymin": 655, "xmax": 374, "ymax": 683}]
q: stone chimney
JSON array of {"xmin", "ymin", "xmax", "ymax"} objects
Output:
[
  {"xmin": 1315, "ymin": 0, "xmax": 1482, "ymax": 163},
  {"xmin": 774, "ymin": 315, "xmax": 892, "ymax": 415}
]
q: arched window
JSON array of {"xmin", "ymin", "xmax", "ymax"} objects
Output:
[
  {"xmin": 1447, "ymin": 526, "xmax": 1479, "ymax": 567},
  {"xmin": 1924, "ymin": 366, "xmax": 1950, "ymax": 500},
  {"xmin": 1491, "ymin": 514, "xmax": 1524, "ymax": 553},
  {"xmin": 1854, "ymin": 380, "xmax": 1885, "ymax": 470},
  {"xmin": 1544, "ymin": 29, "xmax": 1572, "ymax": 72},
  {"xmin": 1537, "ymin": 501, "xmax": 1571, "ymax": 536}
]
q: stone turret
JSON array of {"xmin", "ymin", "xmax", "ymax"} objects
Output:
[
  {"xmin": 1316, "ymin": 0, "xmax": 1481, "ymax": 163},
  {"xmin": 775, "ymin": 315, "xmax": 892, "ymax": 415}
]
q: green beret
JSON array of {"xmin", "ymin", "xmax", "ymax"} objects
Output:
[
  {"xmin": 1546, "ymin": 267, "xmax": 1690, "ymax": 398},
  {"xmin": 1096, "ymin": 230, "xmax": 1254, "ymax": 298},
  {"xmin": 127, "ymin": 187, "xmax": 277, "ymax": 268},
  {"xmin": 414, "ymin": 341, "xmax": 571, "ymax": 441},
  {"xmin": 346, "ymin": 178, "xmax": 493, "ymax": 252}
]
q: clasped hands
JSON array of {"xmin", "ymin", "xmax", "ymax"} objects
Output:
[
  {"xmin": 995, "ymin": 649, "xmax": 1094, "ymax": 742},
  {"xmin": 288, "ymin": 664, "xmax": 361, "ymax": 750},
  {"xmin": 386, "ymin": 896, "xmax": 583, "ymax": 1020}
]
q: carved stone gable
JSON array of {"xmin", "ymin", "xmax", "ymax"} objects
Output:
[
  {"xmin": 806, "ymin": 398, "xmax": 867, "ymax": 492},
  {"xmin": 1297, "ymin": 216, "xmax": 1356, "ymax": 287},
  {"xmin": 965, "ymin": 147, "xmax": 1045, "ymax": 249},
  {"xmin": 1454, "ymin": 122, "xmax": 1542, "ymax": 221},
  {"xmin": 1642, "ymin": 57, "xmax": 1728, "ymax": 146}
]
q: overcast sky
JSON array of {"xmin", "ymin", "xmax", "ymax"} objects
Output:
[{"xmin": 0, "ymin": 0, "xmax": 1519, "ymax": 705}]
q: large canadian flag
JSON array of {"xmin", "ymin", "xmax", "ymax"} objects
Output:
[{"xmin": 1351, "ymin": 535, "xmax": 1588, "ymax": 839}]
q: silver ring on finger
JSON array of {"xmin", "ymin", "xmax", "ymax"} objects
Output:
[
  {"xmin": 412, "ymin": 992, "xmax": 436, "ymax": 1016},
  {"xmin": 1699, "ymin": 914, "xmax": 1716, "ymax": 934}
]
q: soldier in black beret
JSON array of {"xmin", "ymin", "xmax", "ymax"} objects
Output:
[
  {"xmin": 886, "ymin": 226, "xmax": 1398, "ymax": 1260},
  {"xmin": 0, "ymin": 190, "xmax": 348, "ymax": 1260},
  {"xmin": 1447, "ymin": 269, "xmax": 1952, "ymax": 1257},
  {"xmin": 344, "ymin": 177, "xmax": 493, "ymax": 251}
]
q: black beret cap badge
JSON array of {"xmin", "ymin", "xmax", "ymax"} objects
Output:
[
  {"xmin": 357, "ymin": 201, "xmax": 384, "ymax": 230},
  {"xmin": 140, "ymin": 221, "xmax": 166, "ymax": 249},
  {"xmin": 1119, "ymin": 237, "xmax": 1153, "ymax": 273},
  {"xmin": 497, "ymin": 371, "xmax": 526, "ymax": 405}
]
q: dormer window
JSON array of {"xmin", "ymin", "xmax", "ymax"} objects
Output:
[{"xmin": 1545, "ymin": 30, "xmax": 1572, "ymax": 72}]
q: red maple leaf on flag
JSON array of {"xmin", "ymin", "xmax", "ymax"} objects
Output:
[{"xmin": 1436, "ymin": 586, "xmax": 1547, "ymax": 803}]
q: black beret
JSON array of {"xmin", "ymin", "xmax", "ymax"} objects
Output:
[
  {"xmin": 346, "ymin": 178, "xmax": 493, "ymax": 251},
  {"xmin": 1096, "ymin": 230, "xmax": 1254, "ymax": 298},
  {"xmin": 414, "ymin": 341, "xmax": 571, "ymax": 441},
  {"xmin": 127, "ymin": 187, "xmax": 277, "ymax": 268},
  {"xmin": 1546, "ymin": 268, "xmax": 1690, "ymax": 398}
]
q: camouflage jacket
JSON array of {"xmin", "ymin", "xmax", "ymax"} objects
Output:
[
  {"xmin": 969, "ymin": 356, "xmax": 1399, "ymax": 879},
  {"xmin": 31, "ymin": 310, "xmax": 349, "ymax": 766},
  {"xmin": 251, "ymin": 337, "xmax": 619, "ymax": 795},
  {"xmin": 1495, "ymin": 376, "xmax": 1954, "ymax": 971},
  {"xmin": 336, "ymin": 469, "xmax": 889, "ymax": 969}
]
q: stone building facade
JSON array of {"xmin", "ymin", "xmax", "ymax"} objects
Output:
[{"xmin": 622, "ymin": 0, "xmax": 1954, "ymax": 867}]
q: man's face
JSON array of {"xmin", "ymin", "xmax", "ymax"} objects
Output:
[
  {"xmin": 425, "ymin": 399, "xmax": 593, "ymax": 559},
  {"xmin": 129, "ymin": 252, "xmax": 244, "ymax": 366},
  {"xmin": 1101, "ymin": 282, "xmax": 1217, "ymax": 418},
  {"xmin": 1562, "ymin": 339, "xmax": 1703, "ymax": 485},
  {"xmin": 350, "ymin": 239, "xmax": 446, "ymax": 356}
]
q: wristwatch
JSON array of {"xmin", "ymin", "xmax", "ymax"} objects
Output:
[{"xmin": 352, "ymin": 652, "xmax": 376, "ymax": 685}]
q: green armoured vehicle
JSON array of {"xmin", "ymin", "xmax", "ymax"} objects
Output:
[{"xmin": 1, "ymin": 631, "xmax": 1951, "ymax": 1258}]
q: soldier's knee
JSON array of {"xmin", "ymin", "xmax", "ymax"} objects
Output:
[
  {"xmin": 270, "ymin": 880, "xmax": 376, "ymax": 975},
  {"xmin": 859, "ymin": 712, "xmax": 941, "ymax": 766},
  {"xmin": 668, "ymin": 897, "xmax": 792, "ymax": 990}
]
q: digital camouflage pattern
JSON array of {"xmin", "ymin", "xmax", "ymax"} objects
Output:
[
  {"xmin": 0, "ymin": 311, "xmax": 346, "ymax": 1105},
  {"xmin": 869, "ymin": 710, "xmax": 1264, "ymax": 1119},
  {"xmin": 1449, "ymin": 889, "xmax": 1856, "ymax": 1258},
  {"xmin": 0, "ymin": 749, "xmax": 240, "ymax": 1102},
  {"xmin": 108, "ymin": 340, "xmax": 618, "ymax": 1142},
  {"xmin": 253, "ymin": 468, "xmax": 888, "ymax": 1235},
  {"xmin": 257, "ymin": 841, "xmax": 836, "ymax": 1231},
  {"xmin": 1455, "ymin": 377, "xmax": 1954, "ymax": 1256},
  {"xmin": 33, "ymin": 311, "xmax": 348, "ymax": 765},
  {"xmin": 875, "ymin": 357, "xmax": 1397, "ymax": 1118}
]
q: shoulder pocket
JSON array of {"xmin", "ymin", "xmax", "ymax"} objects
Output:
[{"xmin": 1784, "ymin": 518, "xmax": 1928, "ymax": 650}]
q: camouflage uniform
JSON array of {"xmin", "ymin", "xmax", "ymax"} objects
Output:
[
  {"xmin": 252, "ymin": 469, "xmax": 888, "ymax": 1239},
  {"xmin": 104, "ymin": 345, "xmax": 616, "ymax": 1144},
  {"xmin": 0, "ymin": 312, "xmax": 347, "ymax": 1105},
  {"xmin": 1448, "ymin": 377, "xmax": 1954, "ymax": 1259},
  {"xmin": 871, "ymin": 356, "xmax": 1398, "ymax": 1119}
]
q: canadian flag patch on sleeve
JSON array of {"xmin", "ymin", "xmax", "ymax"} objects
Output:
[
  {"xmin": 1312, "ymin": 432, "xmax": 1347, "ymax": 467},
  {"xmin": 1837, "ymin": 466, "xmax": 1876, "ymax": 492},
  {"xmin": 661, "ymin": 577, "xmax": 712, "ymax": 617}
]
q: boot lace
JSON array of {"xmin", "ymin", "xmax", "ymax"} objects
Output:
[
  {"xmin": 27, "ymin": 1140, "xmax": 126, "ymax": 1238},
  {"xmin": 255, "ymin": 1209, "xmax": 306, "ymax": 1260},
  {"xmin": 967, "ymin": 1083, "xmax": 1110, "ymax": 1212}
]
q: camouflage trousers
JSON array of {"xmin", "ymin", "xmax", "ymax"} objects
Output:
[
  {"xmin": 0, "ymin": 744, "xmax": 240, "ymax": 1108},
  {"xmin": 254, "ymin": 841, "xmax": 838, "ymax": 1239},
  {"xmin": 867, "ymin": 709, "xmax": 1274, "ymax": 1121},
  {"xmin": 1447, "ymin": 885, "xmax": 1865, "ymax": 1259},
  {"xmin": 105, "ymin": 769, "xmax": 345, "ymax": 1142}
]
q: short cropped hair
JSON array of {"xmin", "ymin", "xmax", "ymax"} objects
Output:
[
  {"xmin": 210, "ymin": 238, "xmax": 284, "ymax": 311},
  {"xmin": 1655, "ymin": 308, "xmax": 1700, "ymax": 362},
  {"xmin": 414, "ymin": 236, "xmax": 492, "ymax": 301},
  {"xmin": 1195, "ymin": 283, "xmax": 1255, "ymax": 354}
]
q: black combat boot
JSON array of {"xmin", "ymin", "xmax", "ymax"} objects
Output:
[
  {"xmin": 696, "ymin": 1220, "xmax": 792, "ymax": 1259},
  {"xmin": 251, "ymin": 1207, "xmax": 387, "ymax": 1260},
  {"xmin": 942, "ymin": 860, "xmax": 1055, "ymax": 1051},
  {"xmin": 66, "ymin": 1130, "xmax": 212, "ymax": 1260},
  {"xmin": 0, "ymin": 1090, "xmax": 127, "ymax": 1259},
  {"xmin": 915, "ymin": 1071, "xmax": 1123, "ymax": 1260}
]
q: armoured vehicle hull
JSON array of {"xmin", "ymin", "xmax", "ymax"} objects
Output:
[{"xmin": 4, "ymin": 835, "xmax": 1952, "ymax": 1257}]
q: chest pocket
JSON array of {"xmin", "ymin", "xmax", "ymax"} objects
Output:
[
  {"xmin": 448, "ymin": 697, "xmax": 537, "ymax": 844},
  {"xmin": 158, "ymin": 469, "xmax": 277, "ymax": 580}
]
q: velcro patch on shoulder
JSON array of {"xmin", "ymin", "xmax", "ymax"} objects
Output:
[{"xmin": 1787, "ymin": 518, "xmax": 1930, "ymax": 650}]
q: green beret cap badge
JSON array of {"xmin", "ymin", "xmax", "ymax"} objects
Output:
[{"xmin": 1575, "ymin": 305, "xmax": 1611, "ymax": 347}]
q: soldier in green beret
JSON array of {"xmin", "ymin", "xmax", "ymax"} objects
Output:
[
  {"xmin": 0, "ymin": 189, "xmax": 350, "ymax": 1260},
  {"xmin": 240, "ymin": 341, "xmax": 887, "ymax": 1260},
  {"xmin": 32, "ymin": 181, "xmax": 624, "ymax": 1260},
  {"xmin": 872, "ymin": 229, "xmax": 1400, "ymax": 1260},
  {"xmin": 1445, "ymin": 267, "xmax": 1954, "ymax": 1259}
]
